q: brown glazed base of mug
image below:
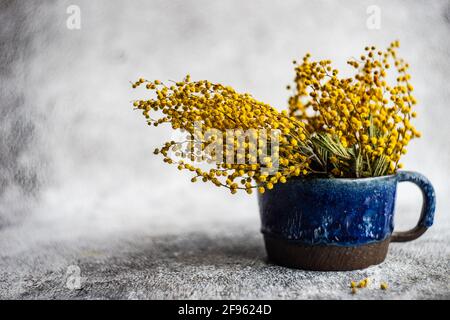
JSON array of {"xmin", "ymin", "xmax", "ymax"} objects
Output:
[{"xmin": 264, "ymin": 235, "xmax": 390, "ymax": 271}]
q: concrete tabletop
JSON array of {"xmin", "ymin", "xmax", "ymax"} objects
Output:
[{"xmin": 1, "ymin": 211, "xmax": 448, "ymax": 300}]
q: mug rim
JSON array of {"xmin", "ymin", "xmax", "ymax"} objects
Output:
[{"xmin": 288, "ymin": 173, "xmax": 397, "ymax": 182}]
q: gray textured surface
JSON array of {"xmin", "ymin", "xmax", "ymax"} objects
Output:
[
  {"xmin": 0, "ymin": 0, "xmax": 449, "ymax": 299},
  {"xmin": 1, "ymin": 218, "xmax": 449, "ymax": 300}
]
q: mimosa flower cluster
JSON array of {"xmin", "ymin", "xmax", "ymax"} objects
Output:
[
  {"xmin": 131, "ymin": 41, "xmax": 420, "ymax": 193},
  {"xmin": 131, "ymin": 76, "xmax": 314, "ymax": 194},
  {"xmin": 288, "ymin": 41, "xmax": 420, "ymax": 177}
]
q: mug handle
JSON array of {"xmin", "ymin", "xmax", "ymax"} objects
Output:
[{"xmin": 391, "ymin": 171, "xmax": 436, "ymax": 242}]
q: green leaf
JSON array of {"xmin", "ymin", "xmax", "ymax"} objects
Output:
[
  {"xmin": 354, "ymin": 148, "xmax": 362, "ymax": 178},
  {"xmin": 311, "ymin": 132, "xmax": 351, "ymax": 160},
  {"xmin": 373, "ymin": 154, "xmax": 389, "ymax": 176}
]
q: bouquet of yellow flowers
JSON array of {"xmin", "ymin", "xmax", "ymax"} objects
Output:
[{"xmin": 131, "ymin": 41, "xmax": 420, "ymax": 194}]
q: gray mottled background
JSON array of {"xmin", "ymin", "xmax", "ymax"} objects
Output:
[{"xmin": 0, "ymin": 0, "xmax": 449, "ymax": 299}]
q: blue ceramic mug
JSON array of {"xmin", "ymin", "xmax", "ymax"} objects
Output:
[{"xmin": 258, "ymin": 171, "xmax": 436, "ymax": 271}]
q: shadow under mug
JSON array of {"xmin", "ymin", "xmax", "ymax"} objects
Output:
[{"xmin": 258, "ymin": 171, "xmax": 436, "ymax": 271}]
